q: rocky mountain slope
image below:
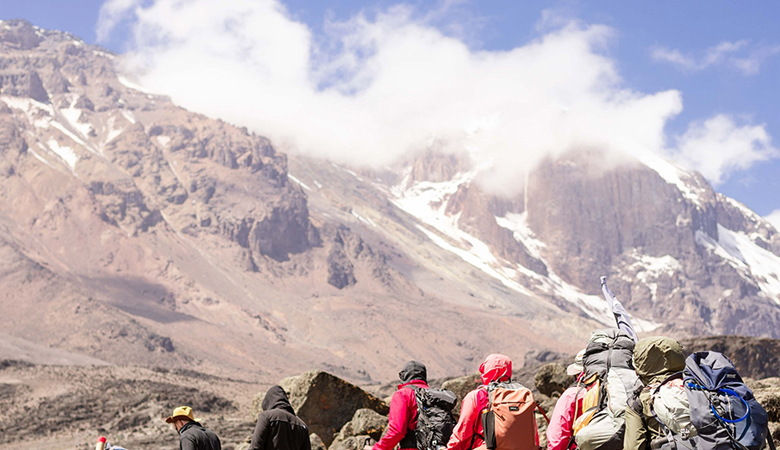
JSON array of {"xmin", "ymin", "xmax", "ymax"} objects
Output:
[
  {"xmin": 0, "ymin": 20, "xmax": 578, "ymax": 382},
  {"xmin": 0, "ymin": 18, "xmax": 779, "ymax": 387},
  {"xmin": 290, "ymin": 137, "xmax": 780, "ymax": 338}
]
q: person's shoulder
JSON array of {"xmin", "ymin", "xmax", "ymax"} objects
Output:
[{"xmin": 468, "ymin": 386, "xmax": 490, "ymax": 403}]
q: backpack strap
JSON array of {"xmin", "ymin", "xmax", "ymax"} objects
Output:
[
  {"xmin": 468, "ymin": 387, "xmax": 488, "ymax": 450},
  {"xmin": 767, "ymin": 431, "xmax": 777, "ymax": 450},
  {"xmin": 400, "ymin": 384, "xmax": 422, "ymax": 449},
  {"xmin": 535, "ymin": 403, "xmax": 550, "ymax": 424}
]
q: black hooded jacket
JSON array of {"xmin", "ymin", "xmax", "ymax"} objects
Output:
[
  {"xmin": 398, "ymin": 360, "xmax": 427, "ymax": 385},
  {"xmin": 249, "ymin": 385, "xmax": 311, "ymax": 450},
  {"xmin": 178, "ymin": 420, "xmax": 221, "ymax": 450}
]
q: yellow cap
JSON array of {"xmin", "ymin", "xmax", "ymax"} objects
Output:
[{"xmin": 165, "ymin": 406, "xmax": 200, "ymax": 423}]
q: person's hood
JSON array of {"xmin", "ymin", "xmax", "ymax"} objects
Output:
[
  {"xmin": 633, "ymin": 337, "xmax": 685, "ymax": 384},
  {"xmin": 399, "ymin": 360, "xmax": 427, "ymax": 384},
  {"xmin": 479, "ymin": 354, "xmax": 512, "ymax": 385},
  {"xmin": 261, "ymin": 385, "xmax": 296, "ymax": 415}
]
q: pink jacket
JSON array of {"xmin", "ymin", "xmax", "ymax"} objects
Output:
[
  {"xmin": 546, "ymin": 386, "xmax": 585, "ymax": 450},
  {"xmin": 373, "ymin": 380, "xmax": 429, "ymax": 450},
  {"xmin": 446, "ymin": 354, "xmax": 515, "ymax": 450}
]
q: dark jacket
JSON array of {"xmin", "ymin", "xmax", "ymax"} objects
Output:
[
  {"xmin": 250, "ymin": 385, "xmax": 311, "ymax": 450},
  {"xmin": 624, "ymin": 337, "xmax": 686, "ymax": 450},
  {"xmin": 179, "ymin": 420, "xmax": 221, "ymax": 450}
]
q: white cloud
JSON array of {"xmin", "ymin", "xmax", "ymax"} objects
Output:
[
  {"xmin": 96, "ymin": 0, "xmax": 776, "ymax": 194},
  {"xmin": 96, "ymin": 0, "xmax": 144, "ymax": 42},
  {"xmin": 652, "ymin": 40, "xmax": 780, "ymax": 75},
  {"xmin": 672, "ymin": 115, "xmax": 778, "ymax": 186},
  {"xmin": 767, "ymin": 210, "xmax": 780, "ymax": 232}
]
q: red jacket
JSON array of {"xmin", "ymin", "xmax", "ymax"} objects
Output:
[
  {"xmin": 447, "ymin": 354, "xmax": 513, "ymax": 450},
  {"xmin": 373, "ymin": 379, "xmax": 429, "ymax": 450},
  {"xmin": 447, "ymin": 354, "xmax": 537, "ymax": 450},
  {"xmin": 546, "ymin": 385, "xmax": 586, "ymax": 450}
]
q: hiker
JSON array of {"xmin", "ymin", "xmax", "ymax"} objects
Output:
[
  {"xmin": 566, "ymin": 328, "xmax": 637, "ymax": 450},
  {"xmin": 546, "ymin": 349, "xmax": 586, "ymax": 450},
  {"xmin": 166, "ymin": 406, "xmax": 221, "ymax": 450},
  {"xmin": 627, "ymin": 337, "xmax": 776, "ymax": 450},
  {"xmin": 250, "ymin": 385, "xmax": 311, "ymax": 450},
  {"xmin": 446, "ymin": 353, "xmax": 538, "ymax": 450},
  {"xmin": 372, "ymin": 361, "xmax": 430, "ymax": 450},
  {"xmin": 624, "ymin": 337, "xmax": 688, "ymax": 450}
]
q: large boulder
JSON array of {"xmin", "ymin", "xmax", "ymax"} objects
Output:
[
  {"xmin": 534, "ymin": 363, "xmax": 575, "ymax": 397},
  {"xmin": 441, "ymin": 374, "xmax": 481, "ymax": 417},
  {"xmin": 311, "ymin": 433, "xmax": 326, "ymax": 450},
  {"xmin": 278, "ymin": 370, "xmax": 389, "ymax": 446},
  {"xmin": 330, "ymin": 409, "xmax": 388, "ymax": 450}
]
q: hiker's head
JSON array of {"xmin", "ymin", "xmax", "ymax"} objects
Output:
[
  {"xmin": 166, "ymin": 406, "xmax": 198, "ymax": 431},
  {"xmin": 399, "ymin": 360, "xmax": 427, "ymax": 384},
  {"xmin": 633, "ymin": 336, "xmax": 685, "ymax": 383},
  {"xmin": 479, "ymin": 354, "xmax": 512, "ymax": 384},
  {"xmin": 566, "ymin": 349, "xmax": 586, "ymax": 376},
  {"xmin": 262, "ymin": 385, "xmax": 295, "ymax": 413}
]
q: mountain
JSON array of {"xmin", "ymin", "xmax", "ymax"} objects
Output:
[{"xmin": 0, "ymin": 19, "xmax": 779, "ymax": 383}]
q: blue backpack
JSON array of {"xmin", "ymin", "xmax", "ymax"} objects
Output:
[{"xmin": 683, "ymin": 351, "xmax": 774, "ymax": 450}]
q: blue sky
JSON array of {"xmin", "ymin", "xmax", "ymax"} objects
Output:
[{"xmin": 3, "ymin": 0, "xmax": 779, "ymax": 218}]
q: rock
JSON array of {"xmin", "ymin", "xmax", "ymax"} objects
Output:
[
  {"xmin": 769, "ymin": 422, "xmax": 780, "ymax": 442},
  {"xmin": 536, "ymin": 413, "xmax": 549, "ymax": 449},
  {"xmin": 329, "ymin": 435, "xmax": 373, "ymax": 450},
  {"xmin": 0, "ymin": 71, "xmax": 49, "ymax": 103},
  {"xmin": 746, "ymin": 378, "xmax": 780, "ymax": 422},
  {"xmin": 534, "ymin": 363, "xmax": 574, "ymax": 397},
  {"xmin": 681, "ymin": 336, "xmax": 780, "ymax": 380},
  {"xmin": 524, "ymin": 349, "xmax": 571, "ymax": 368},
  {"xmin": 441, "ymin": 374, "xmax": 481, "ymax": 417},
  {"xmin": 311, "ymin": 433, "xmax": 326, "ymax": 450},
  {"xmin": 278, "ymin": 370, "xmax": 389, "ymax": 446},
  {"xmin": 338, "ymin": 409, "xmax": 388, "ymax": 441}
]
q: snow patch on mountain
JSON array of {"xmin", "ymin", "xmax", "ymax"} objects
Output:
[
  {"xmin": 28, "ymin": 146, "xmax": 57, "ymax": 170},
  {"xmin": 696, "ymin": 225, "xmax": 780, "ymax": 304},
  {"xmin": 628, "ymin": 251, "xmax": 681, "ymax": 301},
  {"xmin": 45, "ymin": 139, "xmax": 78, "ymax": 171},
  {"xmin": 391, "ymin": 172, "xmax": 615, "ymax": 324},
  {"xmin": 414, "ymin": 223, "xmax": 533, "ymax": 296},
  {"xmin": 155, "ymin": 135, "xmax": 171, "ymax": 147},
  {"xmin": 287, "ymin": 174, "xmax": 311, "ymax": 191},
  {"xmin": 117, "ymin": 75, "xmax": 153, "ymax": 95},
  {"xmin": 351, "ymin": 209, "xmax": 376, "ymax": 227},
  {"xmin": 640, "ymin": 153, "xmax": 707, "ymax": 207},
  {"xmin": 1, "ymin": 96, "xmax": 53, "ymax": 128},
  {"xmin": 633, "ymin": 317, "xmax": 663, "ymax": 332},
  {"xmin": 60, "ymin": 104, "xmax": 92, "ymax": 138},
  {"xmin": 104, "ymin": 115, "xmax": 124, "ymax": 145},
  {"xmin": 495, "ymin": 212, "xmax": 545, "ymax": 260},
  {"xmin": 120, "ymin": 110, "xmax": 137, "ymax": 125},
  {"xmin": 391, "ymin": 170, "xmax": 533, "ymax": 295}
]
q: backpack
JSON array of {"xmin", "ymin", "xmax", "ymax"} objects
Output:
[
  {"xmin": 409, "ymin": 386, "xmax": 457, "ymax": 450},
  {"xmin": 648, "ymin": 351, "xmax": 776, "ymax": 450},
  {"xmin": 480, "ymin": 382, "xmax": 540, "ymax": 450},
  {"xmin": 571, "ymin": 329, "xmax": 638, "ymax": 450}
]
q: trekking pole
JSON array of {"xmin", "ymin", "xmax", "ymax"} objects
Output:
[{"xmin": 96, "ymin": 436, "xmax": 107, "ymax": 450}]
